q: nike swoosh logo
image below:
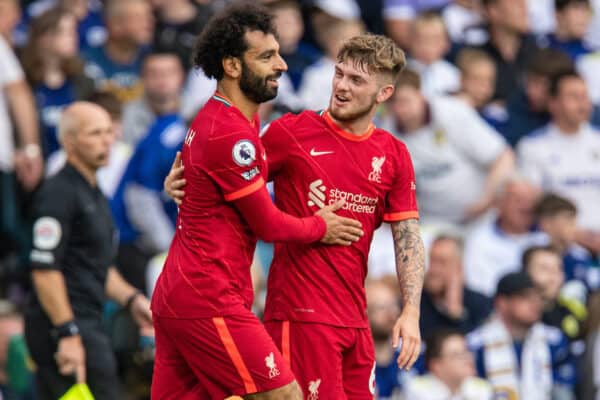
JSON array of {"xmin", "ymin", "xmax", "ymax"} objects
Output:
[{"xmin": 310, "ymin": 148, "xmax": 334, "ymax": 156}]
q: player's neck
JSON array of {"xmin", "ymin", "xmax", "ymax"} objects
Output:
[
  {"xmin": 216, "ymin": 82, "xmax": 259, "ymax": 122},
  {"xmin": 328, "ymin": 110, "xmax": 375, "ymax": 136}
]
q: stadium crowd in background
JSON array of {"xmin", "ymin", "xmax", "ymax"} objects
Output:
[{"xmin": 0, "ymin": 0, "xmax": 599, "ymax": 399}]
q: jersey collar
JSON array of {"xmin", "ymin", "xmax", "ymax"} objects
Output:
[{"xmin": 322, "ymin": 110, "xmax": 375, "ymax": 142}]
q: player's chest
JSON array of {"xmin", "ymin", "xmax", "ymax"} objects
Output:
[{"xmin": 283, "ymin": 135, "xmax": 394, "ymax": 209}]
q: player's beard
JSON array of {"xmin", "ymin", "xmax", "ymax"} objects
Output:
[
  {"xmin": 329, "ymin": 93, "xmax": 377, "ymax": 122},
  {"xmin": 240, "ymin": 62, "xmax": 281, "ymax": 103}
]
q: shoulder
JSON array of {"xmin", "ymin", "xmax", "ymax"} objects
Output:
[
  {"xmin": 523, "ymin": 124, "xmax": 552, "ymax": 142},
  {"xmin": 540, "ymin": 323, "xmax": 566, "ymax": 346},
  {"xmin": 466, "ymin": 326, "xmax": 486, "ymax": 351},
  {"xmin": 463, "ymin": 377, "xmax": 493, "ymax": 397},
  {"xmin": 266, "ymin": 110, "xmax": 324, "ymax": 136},
  {"xmin": 34, "ymin": 171, "xmax": 77, "ymax": 210}
]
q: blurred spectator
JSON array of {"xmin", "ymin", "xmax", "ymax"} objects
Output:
[
  {"xmin": 383, "ymin": 0, "xmax": 451, "ymax": 49},
  {"xmin": 25, "ymin": 102, "xmax": 152, "ymax": 400},
  {"xmin": 268, "ymin": 0, "xmax": 318, "ymax": 89},
  {"xmin": 546, "ymin": 0, "xmax": 593, "ymax": 61},
  {"xmin": 0, "ymin": 301, "xmax": 33, "ymax": 400},
  {"xmin": 500, "ymin": 48, "xmax": 575, "ymax": 147},
  {"xmin": 581, "ymin": 291, "xmax": 600, "ymax": 400},
  {"xmin": 454, "ymin": 48, "xmax": 500, "ymax": 124},
  {"xmin": 82, "ymin": 0, "xmax": 154, "ymax": 104},
  {"xmin": 0, "ymin": 0, "xmax": 20, "ymax": 43},
  {"xmin": 475, "ymin": 0, "xmax": 538, "ymax": 102},
  {"xmin": 442, "ymin": 0, "xmax": 486, "ymax": 46},
  {"xmin": 153, "ymin": 0, "xmax": 212, "ymax": 70},
  {"xmin": 467, "ymin": 272, "xmax": 576, "ymax": 400},
  {"xmin": 366, "ymin": 278, "xmax": 411, "ymax": 399},
  {"xmin": 517, "ymin": 71, "xmax": 600, "ymax": 254},
  {"xmin": 534, "ymin": 193, "xmax": 600, "ymax": 291},
  {"xmin": 421, "ymin": 234, "xmax": 493, "ymax": 336},
  {"xmin": 0, "ymin": 34, "xmax": 43, "ymax": 252},
  {"xmin": 46, "ymin": 91, "xmax": 131, "ymax": 200},
  {"xmin": 407, "ymin": 11, "xmax": 460, "ymax": 97},
  {"xmin": 21, "ymin": 7, "xmax": 95, "ymax": 158},
  {"xmin": 383, "ymin": 69, "xmax": 514, "ymax": 225},
  {"xmin": 122, "ymin": 51, "xmax": 185, "ymax": 146},
  {"xmin": 60, "ymin": 0, "xmax": 107, "ymax": 51},
  {"xmin": 522, "ymin": 245, "xmax": 587, "ymax": 341},
  {"xmin": 463, "ymin": 176, "xmax": 546, "ymax": 296},
  {"xmin": 404, "ymin": 329, "xmax": 493, "ymax": 400},
  {"xmin": 111, "ymin": 52, "xmax": 185, "ymax": 292},
  {"xmin": 298, "ymin": 14, "xmax": 364, "ymax": 111}
]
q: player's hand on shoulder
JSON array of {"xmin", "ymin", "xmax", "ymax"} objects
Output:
[
  {"xmin": 164, "ymin": 152, "xmax": 186, "ymax": 205},
  {"xmin": 316, "ymin": 200, "xmax": 364, "ymax": 246}
]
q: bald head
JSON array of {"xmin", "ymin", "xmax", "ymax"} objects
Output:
[{"xmin": 58, "ymin": 101, "xmax": 111, "ymax": 143}]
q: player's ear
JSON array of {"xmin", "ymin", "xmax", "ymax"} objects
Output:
[
  {"xmin": 376, "ymin": 84, "xmax": 395, "ymax": 104},
  {"xmin": 222, "ymin": 56, "xmax": 242, "ymax": 79}
]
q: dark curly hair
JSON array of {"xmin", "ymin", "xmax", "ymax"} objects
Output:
[{"xmin": 192, "ymin": 3, "xmax": 276, "ymax": 80}]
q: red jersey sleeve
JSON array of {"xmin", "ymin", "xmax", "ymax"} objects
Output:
[
  {"xmin": 384, "ymin": 142, "xmax": 419, "ymax": 222},
  {"xmin": 260, "ymin": 118, "xmax": 291, "ymax": 180},
  {"xmin": 202, "ymin": 126, "xmax": 267, "ymax": 201}
]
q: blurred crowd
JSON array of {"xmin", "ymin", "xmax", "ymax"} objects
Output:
[{"xmin": 0, "ymin": 0, "xmax": 599, "ymax": 399}]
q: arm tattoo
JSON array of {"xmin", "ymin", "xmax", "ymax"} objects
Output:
[{"xmin": 391, "ymin": 218, "xmax": 425, "ymax": 308}]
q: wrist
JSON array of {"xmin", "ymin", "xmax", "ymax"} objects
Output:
[
  {"xmin": 401, "ymin": 304, "xmax": 420, "ymax": 317},
  {"xmin": 52, "ymin": 320, "xmax": 80, "ymax": 339},
  {"xmin": 21, "ymin": 143, "xmax": 41, "ymax": 159},
  {"xmin": 124, "ymin": 290, "xmax": 142, "ymax": 311}
]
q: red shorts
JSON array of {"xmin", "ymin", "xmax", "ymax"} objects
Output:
[
  {"xmin": 265, "ymin": 321, "xmax": 376, "ymax": 400},
  {"xmin": 152, "ymin": 312, "xmax": 295, "ymax": 399}
]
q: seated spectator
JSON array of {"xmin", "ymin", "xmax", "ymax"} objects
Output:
[
  {"xmin": 534, "ymin": 193, "xmax": 600, "ymax": 291},
  {"xmin": 474, "ymin": 0, "xmax": 539, "ymax": 102},
  {"xmin": 60, "ymin": 0, "xmax": 107, "ymax": 51},
  {"xmin": 383, "ymin": 0, "xmax": 452, "ymax": 49},
  {"xmin": 298, "ymin": 14, "xmax": 364, "ymax": 111},
  {"xmin": 153, "ymin": 0, "xmax": 212, "ymax": 70},
  {"xmin": 421, "ymin": 234, "xmax": 493, "ymax": 335},
  {"xmin": 111, "ymin": 62, "xmax": 186, "ymax": 291},
  {"xmin": 517, "ymin": 71, "xmax": 600, "ymax": 254},
  {"xmin": 404, "ymin": 329, "xmax": 493, "ymax": 400},
  {"xmin": 366, "ymin": 278, "xmax": 412, "ymax": 399},
  {"xmin": 269, "ymin": 0, "xmax": 320, "ymax": 90},
  {"xmin": 407, "ymin": 11, "xmax": 460, "ymax": 97},
  {"xmin": 581, "ymin": 291, "xmax": 600, "ymax": 400},
  {"xmin": 464, "ymin": 176, "xmax": 546, "ymax": 296},
  {"xmin": 501, "ymin": 48, "xmax": 574, "ymax": 146},
  {"xmin": 383, "ymin": 69, "xmax": 514, "ymax": 225},
  {"xmin": 454, "ymin": 48, "xmax": 502, "ymax": 127},
  {"xmin": 468, "ymin": 272, "xmax": 576, "ymax": 399},
  {"xmin": 121, "ymin": 51, "xmax": 185, "ymax": 146},
  {"xmin": 547, "ymin": 0, "xmax": 592, "ymax": 61},
  {"xmin": 21, "ymin": 7, "xmax": 95, "ymax": 158},
  {"xmin": 522, "ymin": 245, "xmax": 587, "ymax": 340},
  {"xmin": 441, "ymin": 0, "xmax": 487, "ymax": 46},
  {"xmin": 82, "ymin": 0, "xmax": 154, "ymax": 104}
]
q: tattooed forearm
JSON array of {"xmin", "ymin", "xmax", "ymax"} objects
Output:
[{"xmin": 391, "ymin": 218, "xmax": 425, "ymax": 308}]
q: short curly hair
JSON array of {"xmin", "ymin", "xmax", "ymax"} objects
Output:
[
  {"xmin": 192, "ymin": 3, "xmax": 276, "ymax": 80},
  {"xmin": 337, "ymin": 33, "xmax": 406, "ymax": 84}
]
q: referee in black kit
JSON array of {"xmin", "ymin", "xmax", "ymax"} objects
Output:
[{"xmin": 25, "ymin": 102, "xmax": 153, "ymax": 399}]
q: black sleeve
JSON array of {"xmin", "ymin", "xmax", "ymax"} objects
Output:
[{"xmin": 30, "ymin": 181, "xmax": 74, "ymax": 271}]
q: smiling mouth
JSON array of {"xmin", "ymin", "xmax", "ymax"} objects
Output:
[{"xmin": 334, "ymin": 94, "xmax": 350, "ymax": 103}]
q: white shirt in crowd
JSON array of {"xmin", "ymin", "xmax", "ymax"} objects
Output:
[
  {"xmin": 408, "ymin": 59, "xmax": 461, "ymax": 98},
  {"xmin": 403, "ymin": 374, "xmax": 493, "ymax": 400},
  {"xmin": 382, "ymin": 96, "xmax": 507, "ymax": 225},
  {"xmin": 0, "ymin": 36, "xmax": 24, "ymax": 173},
  {"xmin": 298, "ymin": 56, "xmax": 335, "ymax": 111},
  {"xmin": 463, "ymin": 219, "xmax": 548, "ymax": 296},
  {"xmin": 517, "ymin": 123, "xmax": 600, "ymax": 232}
]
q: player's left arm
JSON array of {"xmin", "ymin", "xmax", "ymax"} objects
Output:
[{"xmin": 390, "ymin": 218, "xmax": 425, "ymax": 371}]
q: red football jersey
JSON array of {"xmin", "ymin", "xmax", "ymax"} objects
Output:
[
  {"xmin": 262, "ymin": 110, "xmax": 418, "ymax": 328},
  {"xmin": 151, "ymin": 93, "xmax": 267, "ymax": 318}
]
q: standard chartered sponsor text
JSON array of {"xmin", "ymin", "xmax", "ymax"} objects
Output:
[{"xmin": 328, "ymin": 188, "xmax": 377, "ymax": 213}]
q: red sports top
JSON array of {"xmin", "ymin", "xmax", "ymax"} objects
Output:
[
  {"xmin": 151, "ymin": 94, "xmax": 324, "ymax": 318},
  {"xmin": 262, "ymin": 110, "xmax": 419, "ymax": 328}
]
